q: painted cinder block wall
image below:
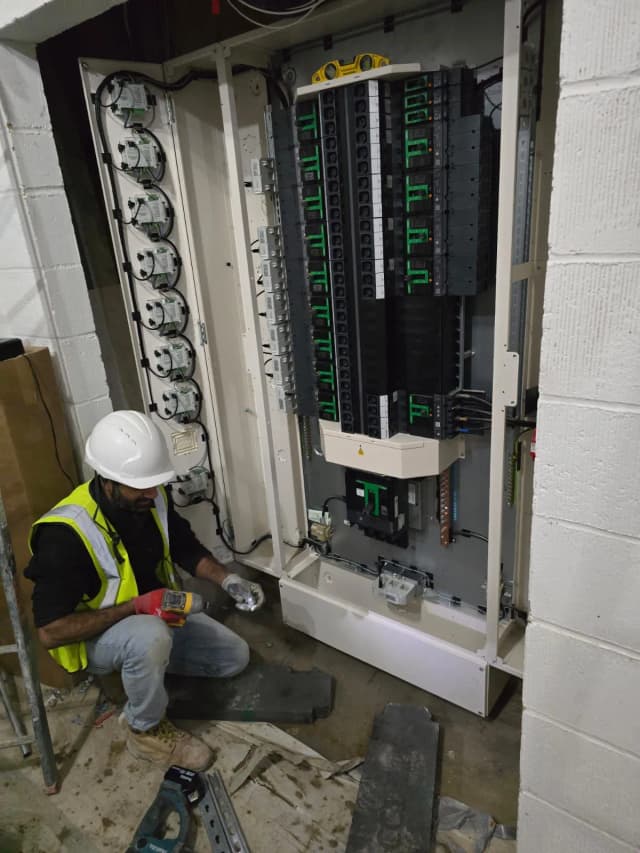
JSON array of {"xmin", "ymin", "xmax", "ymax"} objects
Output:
[
  {"xmin": 0, "ymin": 41, "xmax": 112, "ymax": 462},
  {"xmin": 518, "ymin": 1, "xmax": 640, "ymax": 851}
]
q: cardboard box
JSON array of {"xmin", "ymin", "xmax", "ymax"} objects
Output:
[{"xmin": 0, "ymin": 347, "xmax": 79, "ymax": 688}]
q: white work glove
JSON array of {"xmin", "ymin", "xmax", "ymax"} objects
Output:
[{"xmin": 221, "ymin": 573, "xmax": 265, "ymax": 612}]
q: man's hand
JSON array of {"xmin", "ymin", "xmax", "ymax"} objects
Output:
[
  {"xmin": 221, "ymin": 574, "xmax": 265, "ymax": 612},
  {"xmin": 133, "ymin": 588, "xmax": 183, "ymax": 624}
]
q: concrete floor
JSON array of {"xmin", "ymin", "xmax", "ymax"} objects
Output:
[
  {"xmin": 0, "ymin": 575, "xmax": 522, "ymax": 850},
  {"xmin": 224, "ymin": 576, "xmax": 523, "ymax": 826}
]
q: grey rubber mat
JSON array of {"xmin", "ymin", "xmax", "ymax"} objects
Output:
[
  {"xmin": 166, "ymin": 663, "xmax": 334, "ymax": 723},
  {"xmin": 345, "ymin": 703, "xmax": 440, "ymax": 853}
]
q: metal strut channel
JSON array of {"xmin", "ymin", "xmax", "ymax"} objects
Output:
[{"xmin": 200, "ymin": 770, "xmax": 251, "ymax": 853}]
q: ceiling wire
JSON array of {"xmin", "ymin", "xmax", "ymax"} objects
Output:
[
  {"xmin": 234, "ymin": 0, "xmax": 320, "ymax": 15},
  {"xmin": 226, "ymin": 0, "xmax": 326, "ymax": 30}
]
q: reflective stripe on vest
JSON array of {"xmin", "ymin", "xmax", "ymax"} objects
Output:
[{"xmin": 35, "ymin": 503, "xmax": 122, "ymax": 608}]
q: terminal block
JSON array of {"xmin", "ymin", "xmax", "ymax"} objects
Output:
[
  {"xmin": 250, "ymin": 158, "xmax": 275, "ymax": 193},
  {"xmin": 142, "ymin": 293, "xmax": 186, "ymax": 335},
  {"xmin": 378, "ymin": 571, "xmax": 421, "ymax": 607},
  {"xmin": 272, "ymin": 354, "xmax": 295, "ymax": 387},
  {"xmin": 172, "ymin": 466, "xmax": 212, "ymax": 504},
  {"xmin": 265, "ymin": 291, "xmax": 289, "ymax": 325},
  {"xmin": 161, "ymin": 380, "xmax": 200, "ymax": 424},
  {"xmin": 152, "ymin": 340, "xmax": 194, "ymax": 380},
  {"xmin": 268, "ymin": 323, "xmax": 291, "ymax": 355},
  {"xmin": 273, "ymin": 385, "xmax": 295, "ymax": 413},
  {"xmin": 261, "ymin": 259, "xmax": 284, "ymax": 293},
  {"xmin": 110, "ymin": 79, "xmax": 152, "ymax": 123},
  {"xmin": 135, "ymin": 246, "xmax": 180, "ymax": 287},
  {"xmin": 257, "ymin": 225, "xmax": 281, "ymax": 260},
  {"xmin": 118, "ymin": 135, "xmax": 160, "ymax": 174},
  {"xmin": 128, "ymin": 192, "xmax": 172, "ymax": 232}
]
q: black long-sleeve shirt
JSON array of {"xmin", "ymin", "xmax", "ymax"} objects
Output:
[{"xmin": 25, "ymin": 479, "xmax": 211, "ymax": 627}]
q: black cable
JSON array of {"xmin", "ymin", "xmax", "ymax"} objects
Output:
[
  {"xmin": 207, "ymin": 498, "xmax": 272, "ymax": 555},
  {"xmin": 160, "ymin": 237, "xmax": 183, "ymax": 287},
  {"xmin": 24, "ymin": 354, "xmax": 75, "ymax": 489},
  {"xmin": 321, "ymin": 494, "xmax": 346, "ymax": 515},
  {"xmin": 330, "ymin": 552, "xmax": 378, "ymax": 577},
  {"xmin": 453, "ymin": 528, "xmax": 489, "ymax": 543},
  {"xmin": 121, "ymin": 198, "xmax": 142, "ymax": 225},
  {"xmin": 507, "ymin": 418, "xmax": 537, "ymax": 428},
  {"xmin": 132, "ymin": 126, "xmax": 167, "ymax": 183},
  {"xmin": 478, "ymin": 71, "xmax": 503, "ymax": 90},
  {"xmin": 472, "ymin": 56, "xmax": 503, "ymax": 71},
  {"xmin": 106, "ymin": 69, "xmax": 218, "ymax": 94},
  {"xmin": 483, "ymin": 89, "xmax": 501, "ymax": 111}
]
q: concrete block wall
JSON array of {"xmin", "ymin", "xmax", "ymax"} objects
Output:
[
  {"xmin": 518, "ymin": 2, "xmax": 640, "ymax": 851},
  {"xmin": 0, "ymin": 41, "xmax": 111, "ymax": 466}
]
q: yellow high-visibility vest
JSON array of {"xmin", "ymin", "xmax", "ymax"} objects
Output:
[{"xmin": 29, "ymin": 481, "xmax": 178, "ymax": 673}]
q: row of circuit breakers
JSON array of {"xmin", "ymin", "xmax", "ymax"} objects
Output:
[
  {"xmin": 258, "ymin": 67, "xmax": 496, "ymax": 440},
  {"xmin": 93, "ymin": 74, "xmax": 212, "ymax": 507}
]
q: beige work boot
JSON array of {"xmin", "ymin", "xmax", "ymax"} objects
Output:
[{"xmin": 120, "ymin": 715, "xmax": 214, "ymax": 771}]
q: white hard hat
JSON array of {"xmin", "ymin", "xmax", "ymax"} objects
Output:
[{"xmin": 85, "ymin": 410, "xmax": 175, "ymax": 489}]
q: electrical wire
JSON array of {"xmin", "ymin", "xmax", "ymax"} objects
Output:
[
  {"xmin": 453, "ymin": 528, "xmax": 488, "ymax": 543},
  {"xmin": 483, "ymin": 89, "xmax": 501, "ymax": 112},
  {"xmin": 321, "ymin": 494, "xmax": 346, "ymax": 515},
  {"xmin": 235, "ymin": 0, "xmax": 321, "ymax": 14},
  {"xmin": 472, "ymin": 56, "xmax": 503, "ymax": 71},
  {"xmin": 329, "ymin": 553, "xmax": 378, "ymax": 577},
  {"xmin": 226, "ymin": 0, "xmax": 326, "ymax": 30},
  {"xmin": 206, "ymin": 497, "xmax": 272, "ymax": 555},
  {"xmin": 23, "ymin": 354, "xmax": 75, "ymax": 489}
]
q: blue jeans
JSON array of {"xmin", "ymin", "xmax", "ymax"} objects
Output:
[{"xmin": 85, "ymin": 613, "xmax": 250, "ymax": 731}]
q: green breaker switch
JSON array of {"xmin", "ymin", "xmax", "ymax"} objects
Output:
[
  {"xmin": 308, "ymin": 263, "xmax": 329, "ymax": 293},
  {"xmin": 304, "ymin": 188, "xmax": 324, "ymax": 217},
  {"xmin": 405, "ymin": 177, "xmax": 431, "ymax": 211},
  {"xmin": 312, "ymin": 298, "xmax": 331, "ymax": 324},
  {"xmin": 404, "ymin": 132, "xmax": 431, "ymax": 167},
  {"xmin": 296, "ymin": 105, "xmax": 319, "ymax": 137},
  {"xmin": 314, "ymin": 335, "xmax": 333, "ymax": 358},
  {"xmin": 316, "ymin": 364, "xmax": 335, "ymax": 390},
  {"xmin": 299, "ymin": 145, "xmax": 322, "ymax": 181},
  {"xmin": 406, "ymin": 221, "xmax": 431, "ymax": 254},
  {"xmin": 319, "ymin": 397, "xmax": 338, "ymax": 420},
  {"xmin": 306, "ymin": 225, "xmax": 327, "ymax": 255},
  {"xmin": 409, "ymin": 396, "xmax": 432, "ymax": 424},
  {"xmin": 406, "ymin": 261, "xmax": 432, "ymax": 294},
  {"xmin": 355, "ymin": 480, "xmax": 388, "ymax": 518}
]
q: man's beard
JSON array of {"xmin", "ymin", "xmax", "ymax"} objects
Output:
[{"xmin": 110, "ymin": 482, "xmax": 153, "ymax": 513}]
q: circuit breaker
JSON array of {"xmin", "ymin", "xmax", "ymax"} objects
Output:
[
  {"xmin": 345, "ymin": 468, "xmax": 409, "ymax": 547},
  {"xmin": 293, "ymin": 68, "xmax": 496, "ymax": 441}
]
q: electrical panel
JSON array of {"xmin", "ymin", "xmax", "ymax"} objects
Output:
[
  {"xmin": 80, "ymin": 0, "xmax": 547, "ymax": 715},
  {"xmin": 293, "ymin": 68, "xmax": 496, "ymax": 442}
]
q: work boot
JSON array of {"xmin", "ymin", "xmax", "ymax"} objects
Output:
[{"xmin": 120, "ymin": 715, "xmax": 214, "ymax": 771}]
